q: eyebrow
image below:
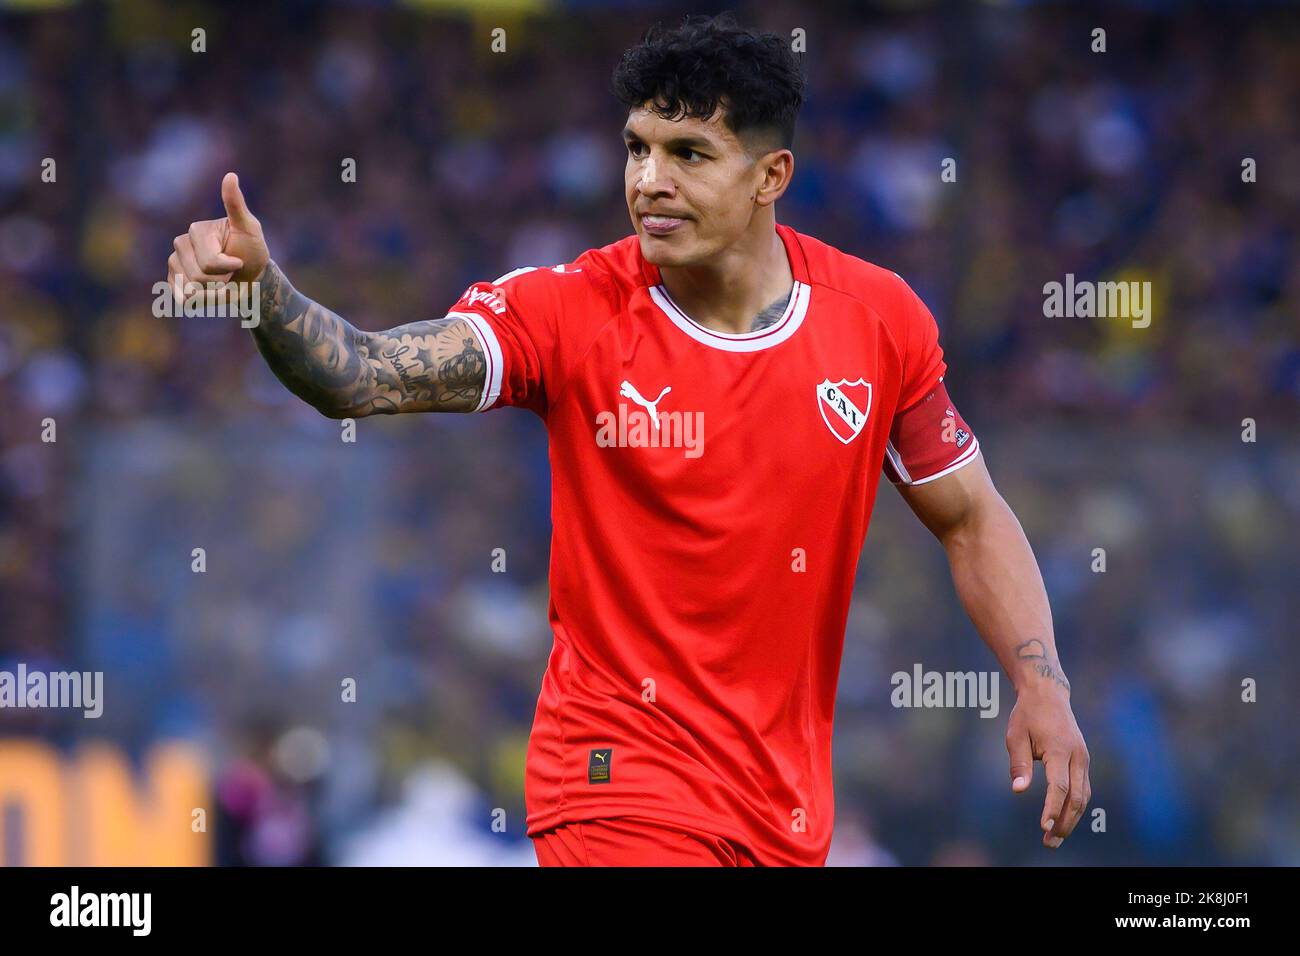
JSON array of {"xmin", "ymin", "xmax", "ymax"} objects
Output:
[{"xmin": 621, "ymin": 127, "xmax": 717, "ymax": 151}]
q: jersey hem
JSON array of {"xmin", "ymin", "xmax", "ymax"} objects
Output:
[{"xmin": 525, "ymin": 802, "xmax": 819, "ymax": 866}]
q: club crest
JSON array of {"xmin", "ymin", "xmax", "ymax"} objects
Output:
[{"xmin": 817, "ymin": 378, "xmax": 872, "ymax": 444}]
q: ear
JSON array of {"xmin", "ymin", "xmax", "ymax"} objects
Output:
[{"xmin": 754, "ymin": 149, "xmax": 795, "ymax": 207}]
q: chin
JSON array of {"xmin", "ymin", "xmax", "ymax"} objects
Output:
[{"xmin": 637, "ymin": 233, "xmax": 698, "ymax": 268}]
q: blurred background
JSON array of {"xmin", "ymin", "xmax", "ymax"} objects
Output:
[{"xmin": 0, "ymin": 0, "xmax": 1297, "ymax": 866}]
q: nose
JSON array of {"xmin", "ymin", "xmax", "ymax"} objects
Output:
[{"xmin": 633, "ymin": 154, "xmax": 675, "ymax": 199}]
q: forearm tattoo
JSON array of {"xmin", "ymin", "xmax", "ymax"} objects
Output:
[
  {"xmin": 250, "ymin": 261, "xmax": 486, "ymax": 415},
  {"xmin": 1016, "ymin": 639, "xmax": 1071, "ymax": 694}
]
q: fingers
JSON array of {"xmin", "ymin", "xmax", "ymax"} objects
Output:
[
  {"xmin": 188, "ymin": 220, "xmax": 244, "ymax": 275},
  {"xmin": 1040, "ymin": 747, "xmax": 1071, "ymax": 848},
  {"xmin": 1010, "ymin": 699, "xmax": 1091, "ymax": 851},
  {"xmin": 173, "ymin": 233, "xmax": 201, "ymax": 283},
  {"xmin": 168, "ymin": 234, "xmax": 235, "ymax": 310},
  {"xmin": 221, "ymin": 172, "xmax": 257, "ymax": 230},
  {"xmin": 1007, "ymin": 726, "xmax": 1033, "ymax": 793},
  {"xmin": 1050, "ymin": 746, "xmax": 1092, "ymax": 844},
  {"xmin": 166, "ymin": 251, "xmax": 188, "ymax": 305}
]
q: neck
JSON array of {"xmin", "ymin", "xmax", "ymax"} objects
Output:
[{"xmin": 658, "ymin": 212, "xmax": 794, "ymax": 335}]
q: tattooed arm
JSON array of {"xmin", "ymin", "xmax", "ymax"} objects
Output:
[
  {"xmin": 895, "ymin": 453, "xmax": 1091, "ymax": 849},
  {"xmin": 894, "ymin": 453, "xmax": 1068, "ymax": 696},
  {"xmin": 164, "ymin": 173, "xmax": 485, "ymax": 417},
  {"xmin": 1013, "ymin": 638, "xmax": 1071, "ymax": 694},
  {"xmin": 251, "ymin": 261, "xmax": 486, "ymax": 417}
]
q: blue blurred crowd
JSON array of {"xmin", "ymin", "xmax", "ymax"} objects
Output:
[{"xmin": 0, "ymin": 0, "xmax": 1296, "ymax": 865}]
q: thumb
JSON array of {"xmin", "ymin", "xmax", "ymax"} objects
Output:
[
  {"xmin": 221, "ymin": 172, "xmax": 257, "ymax": 230},
  {"xmin": 1008, "ymin": 732, "xmax": 1033, "ymax": 793}
]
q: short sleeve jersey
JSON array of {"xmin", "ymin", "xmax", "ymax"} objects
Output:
[{"xmin": 446, "ymin": 224, "xmax": 980, "ymax": 865}]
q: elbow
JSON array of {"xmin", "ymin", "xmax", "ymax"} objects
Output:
[
  {"xmin": 315, "ymin": 397, "xmax": 393, "ymax": 420},
  {"xmin": 303, "ymin": 394, "xmax": 362, "ymax": 420},
  {"xmin": 938, "ymin": 492, "xmax": 994, "ymax": 550},
  {"xmin": 939, "ymin": 519, "xmax": 975, "ymax": 556},
  {"xmin": 317, "ymin": 403, "xmax": 366, "ymax": 420},
  {"xmin": 942, "ymin": 492, "xmax": 1020, "ymax": 555}
]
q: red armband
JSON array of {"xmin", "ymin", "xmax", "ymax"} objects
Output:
[{"xmin": 883, "ymin": 379, "xmax": 980, "ymax": 485}]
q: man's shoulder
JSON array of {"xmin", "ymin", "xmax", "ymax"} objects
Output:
[
  {"xmin": 572, "ymin": 233, "xmax": 645, "ymax": 290},
  {"xmin": 455, "ymin": 236, "xmax": 640, "ymax": 343},
  {"xmin": 787, "ymin": 226, "xmax": 912, "ymax": 304},
  {"xmin": 786, "ymin": 227, "xmax": 930, "ymax": 347},
  {"xmin": 490, "ymin": 234, "xmax": 642, "ymax": 304}
]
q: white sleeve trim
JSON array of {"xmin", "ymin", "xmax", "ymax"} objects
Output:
[
  {"xmin": 907, "ymin": 438, "xmax": 981, "ymax": 486},
  {"xmin": 884, "ymin": 438, "xmax": 913, "ymax": 484},
  {"xmin": 448, "ymin": 311, "xmax": 504, "ymax": 412},
  {"xmin": 492, "ymin": 266, "xmax": 538, "ymax": 285}
]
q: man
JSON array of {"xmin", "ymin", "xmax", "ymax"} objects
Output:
[{"xmin": 164, "ymin": 13, "xmax": 1089, "ymax": 866}]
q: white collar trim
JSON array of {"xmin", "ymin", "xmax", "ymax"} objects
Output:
[{"xmin": 649, "ymin": 280, "xmax": 810, "ymax": 353}]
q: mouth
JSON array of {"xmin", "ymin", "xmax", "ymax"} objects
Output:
[{"xmin": 640, "ymin": 214, "xmax": 688, "ymax": 236}]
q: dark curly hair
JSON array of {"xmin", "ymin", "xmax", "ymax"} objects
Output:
[{"xmin": 610, "ymin": 12, "xmax": 805, "ymax": 154}]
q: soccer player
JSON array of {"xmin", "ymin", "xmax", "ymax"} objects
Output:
[{"xmin": 164, "ymin": 13, "xmax": 1090, "ymax": 866}]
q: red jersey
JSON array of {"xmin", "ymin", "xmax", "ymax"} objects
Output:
[{"xmin": 448, "ymin": 223, "xmax": 979, "ymax": 865}]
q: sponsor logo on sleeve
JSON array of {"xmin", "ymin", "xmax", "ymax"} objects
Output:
[{"xmin": 459, "ymin": 285, "xmax": 508, "ymax": 315}]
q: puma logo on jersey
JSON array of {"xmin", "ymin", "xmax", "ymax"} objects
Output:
[
  {"xmin": 588, "ymin": 748, "xmax": 612, "ymax": 784},
  {"xmin": 596, "ymin": 379, "xmax": 704, "ymax": 458},
  {"xmin": 619, "ymin": 380, "xmax": 671, "ymax": 429}
]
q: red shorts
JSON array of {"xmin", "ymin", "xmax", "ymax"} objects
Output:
[{"xmin": 532, "ymin": 816, "xmax": 760, "ymax": 867}]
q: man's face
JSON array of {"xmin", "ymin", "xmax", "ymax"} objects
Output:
[{"xmin": 623, "ymin": 102, "xmax": 768, "ymax": 267}]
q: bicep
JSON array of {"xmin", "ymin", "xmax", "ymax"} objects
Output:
[
  {"xmin": 355, "ymin": 315, "xmax": 488, "ymax": 415},
  {"xmin": 894, "ymin": 450, "xmax": 997, "ymax": 541}
]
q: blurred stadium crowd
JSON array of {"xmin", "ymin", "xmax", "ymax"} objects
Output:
[{"xmin": 0, "ymin": 0, "xmax": 1297, "ymax": 865}]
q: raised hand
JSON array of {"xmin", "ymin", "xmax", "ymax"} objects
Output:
[{"xmin": 165, "ymin": 172, "xmax": 270, "ymax": 307}]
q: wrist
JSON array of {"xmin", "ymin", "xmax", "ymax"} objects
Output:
[
  {"xmin": 241, "ymin": 256, "xmax": 272, "ymax": 285},
  {"xmin": 1013, "ymin": 664, "xmax": 1071, "ymax": 698}
]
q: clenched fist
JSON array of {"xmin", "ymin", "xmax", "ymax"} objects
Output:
[{"xmin": 165, "ymin": 172, "xmax": 270, "ymax": 306}]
